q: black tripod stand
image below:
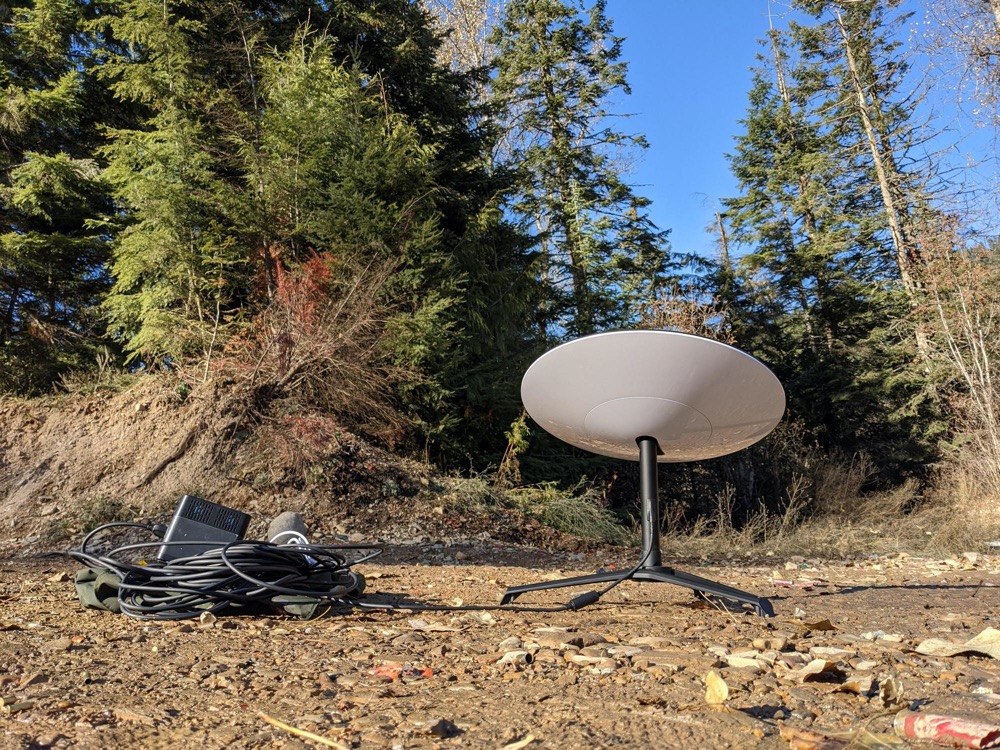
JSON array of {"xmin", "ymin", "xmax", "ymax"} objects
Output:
[{"xmin": 500, "ymin": 436, "xmax": 775, "ymax": 617}]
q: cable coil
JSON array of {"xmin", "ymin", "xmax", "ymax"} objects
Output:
[{"xmin": 69, "ymin": 523, "xmax": 374, "ymax": 620}]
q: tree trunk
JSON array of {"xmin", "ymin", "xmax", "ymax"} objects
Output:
[{"xmin": 834, "ymin": 9, "xmax": 931, "ymax": 362}]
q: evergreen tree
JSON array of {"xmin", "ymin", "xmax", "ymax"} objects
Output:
[
  {"xmin": 722, "ymin": 14, "xmax": 940, "ymax": 480},
  {"xmin": 0, "ymin": 0, "xmax": 112, "ymax": 392},
  {"xmin": 490, "ymin": 0, "xmax": 672, "ymax": 339},
  {"xmin": 94, "ymin": 0, "xmax": 250, "ymax": 364},
  {"xmin": 793, "ymin": 0, "xmax": 932, "ymax": 359}
]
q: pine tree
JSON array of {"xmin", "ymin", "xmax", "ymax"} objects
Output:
[
  {"xmin": 722, "ymin": 14, "xmax": 940, "ymax": 479},
  {"xmin": 793, "ymin": 0, "xmax": 932, "ymax": 359},
  {"xmin": 95, "ymin": 0, "xmax": 250, "ymax": 364},
  {"xmin": 0, "ymin": 0, "xmax": 112, "ymax": 392},
  {"xmin": 489, "ymin": 0, "xmax": 672, "ymax": 339}
]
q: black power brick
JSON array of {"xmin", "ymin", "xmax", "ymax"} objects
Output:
[{"xmin": 157, "ymin": 495, "xmax": 251, "ymax": 561}]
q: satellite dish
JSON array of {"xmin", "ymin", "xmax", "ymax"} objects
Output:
[
  {"xmin": 503, "ymin": 330, "xmax": 785, "ymax": 617},
  {"xmin": 521, "ymin": 330, "xmax": 785, "ymax": 462}
]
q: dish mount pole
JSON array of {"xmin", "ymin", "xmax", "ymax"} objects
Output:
[{"xmin": 638, "ymin": 436, "xmax": 661, "ymax": 568}]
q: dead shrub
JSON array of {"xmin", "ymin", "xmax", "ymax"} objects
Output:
[
  {"xmin": 216, "ymin": 254, "xmax": 405, "ymax": 441},
  {"xmin": 641, "ymin": 283, "xmax": 735, "ymax": 343}
]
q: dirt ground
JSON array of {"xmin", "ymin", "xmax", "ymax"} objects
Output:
[{"xmin": 2, "ymin": 544, "xmax": 1000, "ymax": 750}]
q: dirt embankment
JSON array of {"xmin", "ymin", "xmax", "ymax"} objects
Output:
[
  {"xmin": 0, "ymin": 377, "xmax": 572, "ymax": 557},
  {"xmin": 0, "ymin": 378, "xmax": 410, "ymax": 550}
]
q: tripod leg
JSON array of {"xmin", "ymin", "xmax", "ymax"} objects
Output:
[
  {"xmin": 500, "ymin": 569, "xmax": 623, "ymax": 605},
  {"xmin": 632, "ymin": 567, "xmax": 774, "ymax": 617}
]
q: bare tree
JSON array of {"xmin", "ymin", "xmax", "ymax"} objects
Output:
[
  {"xmin": 923, "ymin": 0, "xmax": 1000, "ymax": 124},
  {"xmin": 421, "ymin": 0, "xmax": 505, "ymax": 74}
]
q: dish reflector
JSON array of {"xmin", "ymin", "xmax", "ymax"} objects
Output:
[{"xmin": 521, "ymin": 330, "xmax": 785, "ymax": 461}]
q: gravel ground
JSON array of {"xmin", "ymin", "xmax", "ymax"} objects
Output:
[{"xmin": 2, "ymin": 546, "xmax": 1000, "ymax": 749}]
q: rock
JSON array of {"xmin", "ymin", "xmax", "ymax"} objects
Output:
[
  {"xmin": 429, "ymin": 719, "xmax": 462, "ymax": 738},
  {"xmin": 565, "ymin": 653, "xmax": 608, "ymax": 667},
  {"xmin": 497, "ymin": 636, "xmax": 522, "ymax": 651},
  {"xmin": 576, "ymin": 632, "xmax": 610, "ymax": 647},
  {"xmin": 809, "ymin": 646, "xmax": 854, "ymax": 660},
  {"xmin": 535, "ymin": 632, "xmax": 583, "ymax": 650},
  {"xmin": 752, "ymin": 636, "xmax": 789, "ymax": 652},
  {"xmin": 607, "ymin": 644, "xmax": 647, "ymax": 658},
  {"xmin": 391, "ymin": 632, "xmax": 426, "ymax": 646},
  {"xmin": 629, "ymin": 636, "xmax": 670, "ymax": 648},
  {"xmin": 726, "ymin": 655, "xmax": 765, "ymax": 670}
]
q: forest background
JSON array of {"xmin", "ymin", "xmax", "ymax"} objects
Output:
[{"xmin": 4, "ymin": 0, "xmax": 1000, "ymax": 550}]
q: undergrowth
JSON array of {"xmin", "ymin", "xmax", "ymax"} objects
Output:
[{"xmin": 438, "ymin": 450, "xmax": 999, "ymax": 558}]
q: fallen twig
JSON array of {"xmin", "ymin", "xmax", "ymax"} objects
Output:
[{"xmin": 258, "ymin": 711, "xmax": 349, "ymax": 749}]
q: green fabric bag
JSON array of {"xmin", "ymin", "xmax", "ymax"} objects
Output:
[{"xmin": 74, "ymin": 567, "xmax": 122, "ymax": 613}]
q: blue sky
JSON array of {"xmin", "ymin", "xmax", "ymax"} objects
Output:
[
  {"xmin": 606, "ymin": 0, "xmax": 781, "ymax": 262},
  {"xmin": 600, "ymin": 1, "xmax": 989, "ymax": 260}
]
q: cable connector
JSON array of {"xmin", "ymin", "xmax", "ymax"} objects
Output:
[{"xmin": 567, "ymin": 590, "xmax": 601, "ymax": 611}]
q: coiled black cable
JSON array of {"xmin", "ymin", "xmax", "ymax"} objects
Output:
[
  {"xmin": 68, "ymin": 522, "xmax": 637, "ymax": 620},
  {"xmin": 68, "ymin": 523, "xmax": 375, "ymax": 620}
]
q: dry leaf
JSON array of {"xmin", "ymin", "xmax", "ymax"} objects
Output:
[
  {"xmin": 878, "ymin": 675, "xmax": 905, "ymax": 708},
  {"xmin": 501, "ymin": 735, "xmax": 537, "ymax": 750},
  {"xmin": 914, "ymin": 627, "xmax": 1000, "ymax": 660},
  {"xmin": 780, "ymin": 726, "xmax": 849, "ymax": 750},
  {"xmin": 804, "ymin": 619, "xmax": 837, "ymax": 632},
  {"xmin": 835, "ymin": 675, "xmax": 875, "ymax": 697},
  {"xmin": 705, "ymin": 670, "xmax": 729, "ymax": 705},
  {"xmin": 784, "ymin": 659, "xmax": 846, "ymax": 683}
]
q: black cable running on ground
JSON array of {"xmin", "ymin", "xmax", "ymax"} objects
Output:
[{"xmin": 68, "ymin": 523, "xmax": 637, "ymax": 620}]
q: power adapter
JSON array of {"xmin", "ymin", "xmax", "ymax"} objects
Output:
[{"xmin": 157, "ymin": 495, "xmax": 251, "ymax": 561}]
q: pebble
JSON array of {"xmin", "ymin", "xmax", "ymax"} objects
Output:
[{"xmin": 534, "ymin": 632, "xmax": 577, "ymax": 649}]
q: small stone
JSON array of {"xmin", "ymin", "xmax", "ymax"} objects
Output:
[
  {"xmin": 576, "ymin": 632, "xmax": 610, "ymax": 647},
  {"xmin": 391, "ymin": 632, "xmax": 426, "ymax": 646},
  {"xmin": 535, "ymin": 632, "xmax": 583, "ymax": 650}
]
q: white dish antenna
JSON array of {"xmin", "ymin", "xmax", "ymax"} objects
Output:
[{"xmin": 521, "ymin": 330, "xmax": 785, "ymax": 461}]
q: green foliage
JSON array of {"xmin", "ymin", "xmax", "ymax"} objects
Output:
[
  {"xmin": 719, "ymin": 4, "xmax": 940, "ymax": 484},
  {"xmin": 0, "ymin": 0, "xmax": 113, "ymax": 392},
  {"xmin": 509, "ymin": 482, "xmax": 630, "ymax": 543},
  {"xmin": 490, "ymin": 0, "xmax": 674, "ymax": 338}
]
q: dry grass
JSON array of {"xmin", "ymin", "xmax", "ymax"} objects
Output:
[
  {"xmin": 438, "ymin": 449, "xmax": 998, "ymax": 558},
  {"xmin": 657, "ymin": 451, "xmax": 997, "ymax": 560},
  {"xmin": 438, "ymin": 476, "xmax": 631, "ymax": 544}
]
